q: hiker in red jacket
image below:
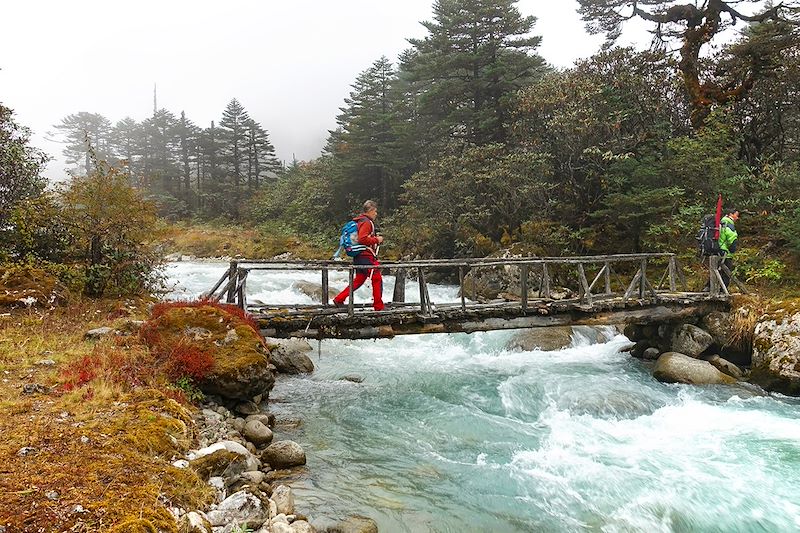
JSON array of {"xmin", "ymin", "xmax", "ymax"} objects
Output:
[{"xmin": 333, "ymin": 200, "xmax": 385, "ymax": 311}]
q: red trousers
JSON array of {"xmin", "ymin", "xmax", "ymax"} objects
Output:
[{"xmin": 333, "ymin": 254, "xmax": 384, "ymax": 311}]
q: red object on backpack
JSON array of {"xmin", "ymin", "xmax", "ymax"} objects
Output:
[{"xmin": 714, "ymin": 194, "xmax": 723, "ymax": 240}]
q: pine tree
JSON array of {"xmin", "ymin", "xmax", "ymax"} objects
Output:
[
  {"xmin": 406, "ymin": 0, "xmax": 547, "ymax": 149},
  {"xmin": 176, "ymin": 111, "xmax": 201, "ymax": 206},
  {"xmin": 328, "ymin": 56, "xmax": 404, "ymax": 210},
  {"xmin": 197, "ymin": 120, "xmax": 225, "ymax": 217},
  {"xmin": 110, "ymin": 117, "xmax": 142, "ymax": 185},
  {"xmin": 576, "ymin": 0, "xmax": 800, "ymax": 127},
  {"xmin": 140, "ymin": 109, "xmax": 180, "ymax": 198},
  {"xmin": 244, "ymin": 118, "xmax": 281, "ymax": 191},
  {"xmin": 219, "ymin": 99, "xmax": 251, "ymax": 197},
  {"xmin": 53, "ymin": 112, "xmax": 112, "ymax": 175}
]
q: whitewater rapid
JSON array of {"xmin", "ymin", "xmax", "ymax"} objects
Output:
[{"xmin": 164, "ymin": 261, "xmax": 800, "ymax": 532}]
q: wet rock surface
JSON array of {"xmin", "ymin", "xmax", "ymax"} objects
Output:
[{"xmin": 653, "ymin": 352, "xmax": 737, "ymax": 385}]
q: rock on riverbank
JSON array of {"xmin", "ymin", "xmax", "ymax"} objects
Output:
[{"xmin": 750, "ymin": 301, "xmax": 800, "ymax": 395}]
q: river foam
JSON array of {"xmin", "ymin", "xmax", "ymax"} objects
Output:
[{"xmin": 164, "ymin": 261, "xmax": 800, "ymax": 532}]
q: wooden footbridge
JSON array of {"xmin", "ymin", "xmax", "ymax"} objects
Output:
[{"xmin": 204, "ymin": 253, "xmax": 744, "ymax": 340}]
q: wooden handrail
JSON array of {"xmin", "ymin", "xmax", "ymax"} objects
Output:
[{"xmin": 202, "ymin": 253, "xmax": 743, "ymax": 318}]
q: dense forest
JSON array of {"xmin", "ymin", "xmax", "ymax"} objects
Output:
[
  {"xmin": 3, "ymin": 0, "xmax": 800, "ymax": 293},
  {"xmin": 52, "ymin": 99, "xmax": 282, "ymax": 219}
]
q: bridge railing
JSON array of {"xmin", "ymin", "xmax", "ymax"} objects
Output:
[{"xmin": 201, "ymin": 253, "xmax": 745, "ymax": 317}]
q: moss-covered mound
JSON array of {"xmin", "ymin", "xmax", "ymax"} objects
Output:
[
  {"xmin": 0, "ymin": 265, "xmax": 65, "ymax": 307},
  {"xmin": 0, "ymin": 389, "xmax": 213, "ymax": 531},
  {"xmin": 141, "ymin": 301, "xmax": 275, "ymax": 401}
]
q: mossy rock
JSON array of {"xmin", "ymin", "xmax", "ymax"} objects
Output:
[
  {"xmin": 109, "ymin": 519, "xmax": 158, "ymax": 533},
  {"xmin": 189, "ymin": 449, "xmax": 245, "ymax": 480},
  {"xmin": 0, "ymin": 265, "xmax": 65, "ymax": 307},
  {"xmin": 750, "ymin": 300, "xmax": 800, "ymax": 396},
  {"xmin": 142, "ymin": 303, "xmax": 275, "ymax": 401}
]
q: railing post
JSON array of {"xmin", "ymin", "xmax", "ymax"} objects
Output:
[
  {"xmin": 577, "ymin": 263, "xmax": 592, "ymax": 306},
  {"xmin": 321, "ymin": 266, "xmax": 329, "ymax": 307},
  {"xmin": 521, "ymin": 264, "xmax": 529, "ymax": 312},
  {"xmin": 418, "ymin": 267, "xmax": 428, "ymax": 315},
  {"xmin": 472, "ymin": 266, "xmax": 478, "ymax": 301},
  {"xmin": 541, "ymin": 263, "xmax": 551, "ymax": 299},
  {"xmin": 709, "ymin": 255, "xmax": 720, "ymax": 297},
  {"xmin": 226, "ymin": 261, "xmax": 238, "ymax": 303},
  {"xmin": 347, "ymin": 267, "xmax": 355, "ymax": 316},
  {"xmin": 458, "ymin": 266, "xmax": 466, "ymax": 311},
  {"xmin": 639, "ymin": 259, "xmax": 647, "ymax": 299},
  {"xmin": 392, "ymin": 267, "xmax": 406, "ymax": 304},
  {"xmin": 236, "ymin": 269, "xmax": 247, "ymax": 310},
  {"xmin": 668, "ymin": 256, "xmax": 677, "ymax": 293},
  {"xmin": 604, "ymin": 261, "xmax": 612, "ymax": 295}
]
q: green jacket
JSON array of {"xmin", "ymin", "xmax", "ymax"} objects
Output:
[{"xmin": 718, "ymin": 215, "xmax": 738, "ymax": 256}]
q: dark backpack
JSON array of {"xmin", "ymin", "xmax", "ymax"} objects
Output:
[{"xmin": 696, "ymin": 214, "xmax": 721, "ymax": 257}]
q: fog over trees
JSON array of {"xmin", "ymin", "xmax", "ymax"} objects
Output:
[{"xmin": 5, "ymin": 0, "xmax": 800, "ymax": 286}]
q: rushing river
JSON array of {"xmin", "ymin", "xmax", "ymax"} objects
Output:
[{"xmin": 165, "ymin": 261, "xmax": 800, "ymax": 532}]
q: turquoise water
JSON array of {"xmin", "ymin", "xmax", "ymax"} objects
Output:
[{"xmin": 166, "ymin": 262, "xmax": 800, "ymax": 532}]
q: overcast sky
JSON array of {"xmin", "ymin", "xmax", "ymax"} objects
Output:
[{"xmin": 1, "ymin": 0, "xmax": 650, "ymax": 179}]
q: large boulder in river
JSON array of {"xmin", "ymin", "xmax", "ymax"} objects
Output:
[
  {"xmin": 670, "ymin": 324, "xmax": 713, "ymax": 358},
  {"xmin": 750, "ymin": 302, "xmax": 800, "ymax": 395},
  {"xmin": 653, "ymin": 352, "xmax": 737, "ymax": 385},
  {"xmin": 507, "ymin": 326, "xmax": 573, "ymax": 352},
  {"xmin": 141, "ymin": 302, "xmax": 275, "ymax": 401},
  {"xmin": 266, "ymin": 338, "xmax": 315, "ymax": 374},
  {"xmin": 292, "ymin": 280, "xmax": 335, "ymax": 303}
]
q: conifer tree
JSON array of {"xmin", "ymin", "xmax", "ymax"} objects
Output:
[
  {"xmin": 575, "ymin": 0, "xmax": 800, "ymax": 127},
  {"xmin": 328, "ymin": 56, "xmax": 404, "ymax": 209},
  {"xmin": 140, "ymin": 109, "xmax": 180, "ymax": 198},
  {"xmin": 219, "ymin": 99, "xmax": 251, "ymax": 196},
  {"xmin": 53, "ymin": 112, "xmax": 112, "ymax": 175},
  {"xmin": 405, "ymin": 0, "xmax": 547, "ymax": 149},
  {"xmin": 110, "ymin": 117, "xmax": 142, "ymax": 184},
  {"xmin": 176, "ymin": 111, "xmax": 201, "ymax": 204},
  {"xmin": 244, "ymin": 118, "xmax": 281, "ymax": 191}
]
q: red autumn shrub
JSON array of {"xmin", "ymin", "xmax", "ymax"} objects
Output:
[
  {"xmin": 61, "ymin": 354, "xmax": 100, "ymax": 391},
  {"xmin": 163, "ymin": 341, "xmax": 215, "ymax": 381}
]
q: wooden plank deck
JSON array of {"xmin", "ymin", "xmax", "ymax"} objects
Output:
[{"xmin": 253, "ymin": 292, "xmax": 730, "ymax": 339}]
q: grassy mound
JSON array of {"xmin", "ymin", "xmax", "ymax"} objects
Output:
[
  {"xmin": 140, "ymin": 301, "xmax": 275, "ymax": 400},
  {"xmin": 0, "ymin": 300, "xmax": 214, "ymax": 531},
  {"xmin": 0, "ymin": 265, "xmax": 65, "ymax": 307}
]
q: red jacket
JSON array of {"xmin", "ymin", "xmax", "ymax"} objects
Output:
[{"xmin": 356, "ymin": 214, "xmax": 379, "ymax": 256}]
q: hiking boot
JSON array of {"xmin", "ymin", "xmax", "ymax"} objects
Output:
[{"xmin": 333, "ymin": 300, "xmax": 346, "ymax": 309}]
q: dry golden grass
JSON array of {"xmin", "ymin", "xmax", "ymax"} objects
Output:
[
  {"xmin": 727, "ymin": 295, "xmax": 769, "ymax": 351},
  {"xmin": 0, "ymin": 300, "xmax": 213, "ymax": 532},
  {"xmin": 156, "ymin": 220, "xmax": 328, "ymax": 260}
]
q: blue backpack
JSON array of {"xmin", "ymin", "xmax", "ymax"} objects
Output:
[{"xmin": 333, "ymin": 217, "xmax": 368, "ymax": 259}]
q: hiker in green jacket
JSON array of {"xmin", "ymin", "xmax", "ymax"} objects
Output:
[{"xmin": 718, "ymin": 208, "xmax": 740, "ymax": 287}]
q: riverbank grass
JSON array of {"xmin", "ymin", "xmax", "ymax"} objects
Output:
[
  {"xmin": 157, "ymin": 220, "xmax": 330, "ymax": 260},
  {"xmin": 0, "ymin": 300, "xmax": 213, "ymax": 531}
]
